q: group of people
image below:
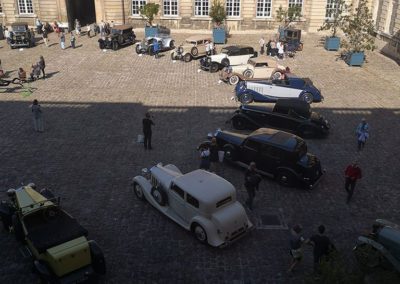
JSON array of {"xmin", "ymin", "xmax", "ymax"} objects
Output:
[
  {"xmin": 198, "ymin": 138, "xmax": 220, "ymax": 172},
  {"xmin": 259, "ymin": 37, "xmax": 289, "ymax": 59}
]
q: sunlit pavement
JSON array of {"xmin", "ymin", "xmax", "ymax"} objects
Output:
[{"xmin": 0, "ymin": 31, "xmax": 399, "ymax": 283}]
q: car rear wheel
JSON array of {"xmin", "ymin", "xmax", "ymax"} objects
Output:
[
  {"xmin": 300, "ymin": 92, "xmax": 314, "ymax": 104},
  {"xmin": 210, "ymin": 62, "xmax": 219, "ymax": 73},
  {"xmin": 243, "ymin": 69, "xmax": 254, "ymax": 78},
  {"xmin": 223, "ymin": 145, "xmax": 237, "ymax": 161},
  {"xmin": 133, "ymin": 183, "xmax": 145, "ymax": 201},
  {"xmin": 191, "ymin": 47, "xmax": 198, "ymax": 56},
  {"xmin": 169, "ymin": 40, "xmax": 175, "ymax": 49},
  {"xmin": 184, "ymin": 53, "xmax": 192, "ymax": 62},
  {"xmin": 135, "ymin": 44, "xmax": 141, "ymax": 54},
  {"xmin": 232, "ymin": 116, "xmax": 247, "ymax": 130},
  {"xmin": 151, "ymin": 186, "xmax": 167, "ymax": 206},
  {"xmin": 112, "ymin": 41, "xmax": 118, "ymax": 51},
  {"xmin": 276, "ymin": 170, "xmax": 297, "ymax": 187},
  {"xmin": 221, "ymin": 58, "xmax": 230, "ymax": 67},
  {"xmin": 192, "ymin": 224, "xmax": 207, "ymax": 243},
  {"xmin": 240, "ymin": 93, "xmax": 254, "ymax": 104},
  {"xmin": 229, "ymin": 75, "xmax": 239, "ymax": 85},
  {"xmin": 272, "ymin": 71, "xmax": 282, "ymax": 80}
]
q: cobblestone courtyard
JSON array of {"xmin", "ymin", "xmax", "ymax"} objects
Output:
[{"xmin": 0, "ymin": 31, "xmax": 399, "ymax": 283}]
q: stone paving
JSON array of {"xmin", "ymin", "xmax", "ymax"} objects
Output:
[{"xmin": 0, "ymin": 30, "xmax": 400, "ymax": 283}]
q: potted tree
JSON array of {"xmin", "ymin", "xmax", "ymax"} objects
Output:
[
  {"xmin": 276, "ymin": 5, "xmax": 302, "ymax": 39},
  {"xmin": 319, "ymin": 0, "xmax": 347, "ymax": 51},
  {"xmin": 341, "ymin": 0, "xmax": 376, "ymax": 66},
  {"xmin": 210, "ymin": 0, "xmax": 227, "ymax": 44},
  {"xmin": 140, "ymin": 3, "xmax": 160, "ymax": 37}
]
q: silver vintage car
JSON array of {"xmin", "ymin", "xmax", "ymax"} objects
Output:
[
  {"xmin": 132, "ymin": 163, "xmax": 253, "ymax": 247},
  {"xmin": 135, "ymin": 34, "xmax": 175, "ymax": 55}
]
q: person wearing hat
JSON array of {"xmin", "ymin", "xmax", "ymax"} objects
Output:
[
  {"xmin": 356, "ymin": 118, "xmax": 370, "ymax": 151},
  {"xmin": 344, "ymin": 161, "xmax": 362, "ymax": 203}
]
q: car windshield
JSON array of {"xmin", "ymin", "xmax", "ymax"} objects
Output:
[
  {"xmin": 13, "ymin": 26, "xmax": 26, "ymax": 32},
  {"xmin": 111, "ymin": 29, "xmax": 122, "ymax": 35},
  {"xmin": 294, "ymin": 138, "xmax": 307, "ymax": 159}
]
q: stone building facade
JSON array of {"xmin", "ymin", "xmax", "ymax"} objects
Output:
[{"xmin": 0, "ymin": 0, "xmax": 398, "ymax": 58}]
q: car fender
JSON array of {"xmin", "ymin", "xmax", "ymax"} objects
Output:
[
  {"xmin": 357, "ymin": 236, "xmax": 400, "ymax": 272},
  {"xmin": 276, "ymin": 167, "xmax": 300, "ymax": 178},
  {"xmin": 190, "ymin": 216, "xmax": 223, "ymax": 247},
  {"xmin": 231, "ymin": 112, "xmax": 261, "ymax": 128},
  {"xmin": 98, "ymin": 39, "xmax": 104, "ymax": 43},
  {"xmin": 132, "ymin": 176, "xmax": 152, "ymax": 200}
]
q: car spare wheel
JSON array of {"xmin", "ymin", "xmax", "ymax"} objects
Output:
[
  {"xmin": 133, "ymin": 183, "xmax": 145, "ymax": 201},
  {"xmin": 221, "ymin": 59, "xmax": 230, "ymax": 67},
  {"xmin": 89, "ymin": 240, "xmax": 107, "ymax": 275},
  {"xmin": 276, "ymin": 170, "xmax": 296, "ymax": 187},
  {"xmin": 191, "ymin": 47, "xmax": 198, "ymax": 56},
  {"xmin": 151, "ymin": 186, "xmax": 167, "ymax": 206},
  {"xmin": 184, "ymin": 53, "xmax": 192, "ymax": 62},
  {"xmin": 192, "ymin": 223, "xmax": 207, "ymax": 243},
  {"xmin": 243, "ymin": 69, "xmax": 254, "ymax": 78},
  {"xmin": 210, "ymin": 62, "xmax": 219, "ymax": 73},
  {"xmin": 272, "ymin": 71, "xmax": 282, "ymax": 80},
  {"xmin": 232, "ymin": 116, "xmax": 247, "ymax": 130},
  {"xmin": 300, "ymin": 92, "xmax": 314, "ymax": 104},
  {"xmin": 229, "ymin": 75, "xmax": 239, "ymax": 85},
  {"xmin": 240, "ymin": 93, "xmax": 254, "ymax": 104}
]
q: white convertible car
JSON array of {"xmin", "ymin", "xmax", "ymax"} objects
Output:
[{"xmin": 132, "ymin": 163, "xmax": 253, "ymax": 247}]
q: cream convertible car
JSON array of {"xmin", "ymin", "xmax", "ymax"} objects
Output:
[
  {"xmin": 132, "ymin": 163, "xmax": 253, "ymax": 247},
  {"xmin": 220, "ymin": 57, "xmax": 289, "ymax": 85}
]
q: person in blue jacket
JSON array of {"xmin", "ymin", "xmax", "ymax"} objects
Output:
[{"xmin": 153, "ymin": 39, "xmax": 160, "ymax": 59}]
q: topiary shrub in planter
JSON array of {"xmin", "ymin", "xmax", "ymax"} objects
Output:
[
  {"xmin": 210, "ymin": 0, "xmax": 227, "ymax": 44},
  {"xmin": 319, "ymin": 0, "xmax": 347, "ymax": 51},
  {"xmin": 341, "ymin": 0, "xmax": 376, "ymax": 67},
  {"xmin": 140, "ymin": 3, "xmax": 160, "ymax": 37}
]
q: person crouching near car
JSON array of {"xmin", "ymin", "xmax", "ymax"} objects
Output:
[{"xmin": 153, "ymin": 39, "xmax": 160, "ymax": 59}]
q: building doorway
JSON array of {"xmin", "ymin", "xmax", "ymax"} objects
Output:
[{"xmin": 65, "ymin": 0, "xmax": 96, "ymax": 31}]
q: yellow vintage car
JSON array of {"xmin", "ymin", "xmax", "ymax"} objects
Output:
[{"xmin": 0, "ymin": 184, "xmax": 106, "ymax": 283}]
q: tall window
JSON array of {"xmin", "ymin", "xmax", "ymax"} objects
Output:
[
  {"xmin": 0, "ymin": 1, "xmax": 3, "ymax": 13},
  {"xmin": 325, "ymin": 0, "xmax": 339, "ymax": 19},
  {"xmin": 163, "ymin": 0, "xmax": 178, "ymax": 16},
  {"xmin": 194, "ymin": 0, "xmax": 209, "ymax": 16},
  {"xmin": 256, "ymin": 0, "xmax": 272, "ymax": 17},
  {"xmin": 226, "ymin": 0, "xmax": 240, "ymax": 17},
  {"xmin": 18, "ymin": 0, "xmax": 34, "ymax": 14},
  {"xmin": 288, "ymin": 0, "xmax": 302, "ymax": 10},
  {"xmin": 132, "ymin": 0, "xmax": 146, "ymax": 15}
]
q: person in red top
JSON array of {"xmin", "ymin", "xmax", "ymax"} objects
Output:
[{"xmin": 344, "ymin": 161, "xmax": 362, "ymax": 203}]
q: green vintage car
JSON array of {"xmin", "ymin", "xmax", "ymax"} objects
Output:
[
  {"xmin": 354, "ymin": 219, "xmax": 400, "ymax": 272},
  {"xmin": 0, "ymin": 184, "xmax": 106, "ymax": 283}
]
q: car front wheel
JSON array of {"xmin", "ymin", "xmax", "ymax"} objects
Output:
[
  {"xmin": 99, "ymin": 42, "xmax": 105, "ymax": 49},
  {"xmin": 221, "ymin": 58, "xmax": 230, "ymax": 67},
  {"xmin": 229, "ymin": 75, "xmax": 239, "ymax": 85},
  {"xmin": 171, "ymin": 53, "xmax": 176, "ymax": 60},
  {"xmin": 232, "ymin": 117, "xmax": 247, "ymax": 130},
  {"xmin": 240, "ymin": 93, "xmax": 254, "ymax": 104},
  {"xmin": 133, "ymin": 183, "xmax": 145, "ymax": 201},
  {"xmin": 184, "ymin": 53, "xmax": 192, "ymax": 62},
  {"xmin": 169, "ymin": 40, "xmax": 175, "ymax": 49},
  {"xmin": 276, "ymin": 170, "xmax": 296, "ymax": 187},
  {"xmin": 210, "ymin": 62, "xmax": 219, "ymax": 73},
  {"xmin": 193, "ymin": 224, "xmax": 207, "ymax": 243},
  {"xmin": 300, "ymin": 92, "xmax": 314, "ymax": 104},
  {"xmin": 135, "ymin": 45, "xmax": 141, "ymax": 54},
  {"xmin": 112, "ymin": 41, "xmax": 118, "ymax": 51},
  {"xmin": 151, "ymin": 186, "xmax": 167, "ymax": 206}
]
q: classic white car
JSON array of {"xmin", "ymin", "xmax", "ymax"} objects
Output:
[
  {"xmin": 200, "ymin": 45, "xmax": 257, "ymax": 72},
  {"xmin": 132, "ymin": 163, "xmax": 253, "ymax": 247},
  {"xmin": 220, "ymin": 57, "xmax": 288, "ymax": 85}
]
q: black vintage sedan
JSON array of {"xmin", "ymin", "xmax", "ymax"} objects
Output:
[
  {"xmin": 231, "ymin": 99, "xmax": 330, "ymax": 138},
  {"xmin": 200, "ymin": 128, "xmax": 324, "ymax": 188}
]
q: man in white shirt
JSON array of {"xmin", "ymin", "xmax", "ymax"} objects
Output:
[
  {"xmin": 205, "ymin": 41, "xmax": 210, "ymax": 56},
  {"xmin": 4, "ymin": 28, "xmax": 10, "ymax": 43},
  {"xmin": 110, "ymin": 21, "xmax": 114, "ymax": 29},
  {"xmin": 87, "ymin": 24, "xmax": 91, "ymax": 38},
  {"xmin": 259, "ymin": 37, "xmax": 265, "ymax": 55}
]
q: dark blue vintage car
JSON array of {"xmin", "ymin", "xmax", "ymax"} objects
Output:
[{"xmin": 235, "ymin": 76, "xmax": 323, "ymax": 104}]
